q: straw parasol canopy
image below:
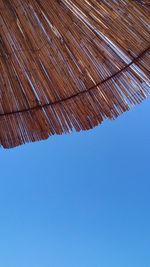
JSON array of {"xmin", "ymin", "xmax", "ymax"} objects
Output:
[{"xmin": 0, "ymin": 0, "xmax": 150, "ymax": 148}]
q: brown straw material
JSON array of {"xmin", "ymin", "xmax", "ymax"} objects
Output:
[{"xmin": 0, "ymin": 0, "xmax": 150, "ymax": 148}]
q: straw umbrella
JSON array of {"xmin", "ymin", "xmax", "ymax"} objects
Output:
[{"xmin": 0, "ymin": 0, "xmax": 150, "ymax": 148}]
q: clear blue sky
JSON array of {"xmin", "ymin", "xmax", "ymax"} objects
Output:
[{"xmin": 0, "ymin": 99, "xmax": 150, "ymax": 267}]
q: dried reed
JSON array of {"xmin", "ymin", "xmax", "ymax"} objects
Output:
[{"xmin": 0, "ymin": 0, "xmax": 150, "ymax": 148}]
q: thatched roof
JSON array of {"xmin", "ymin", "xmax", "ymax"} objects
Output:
[{"xmin": 0, "ymin": 0, "xmax": 150, "ymax": 148}]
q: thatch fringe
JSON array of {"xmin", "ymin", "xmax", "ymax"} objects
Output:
[{"xmin": 0, "ymin": 0, "xmax": 150, "ymax": 148}]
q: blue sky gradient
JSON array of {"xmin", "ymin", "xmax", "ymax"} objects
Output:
[{"xmin": 0, "ymin": 99, "xmax": 150, "ymax": 267}]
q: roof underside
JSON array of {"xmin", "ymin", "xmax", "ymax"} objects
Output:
[{"xmin": 0, "ymin": 0, "xmax": 150, "ymax": 148}]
